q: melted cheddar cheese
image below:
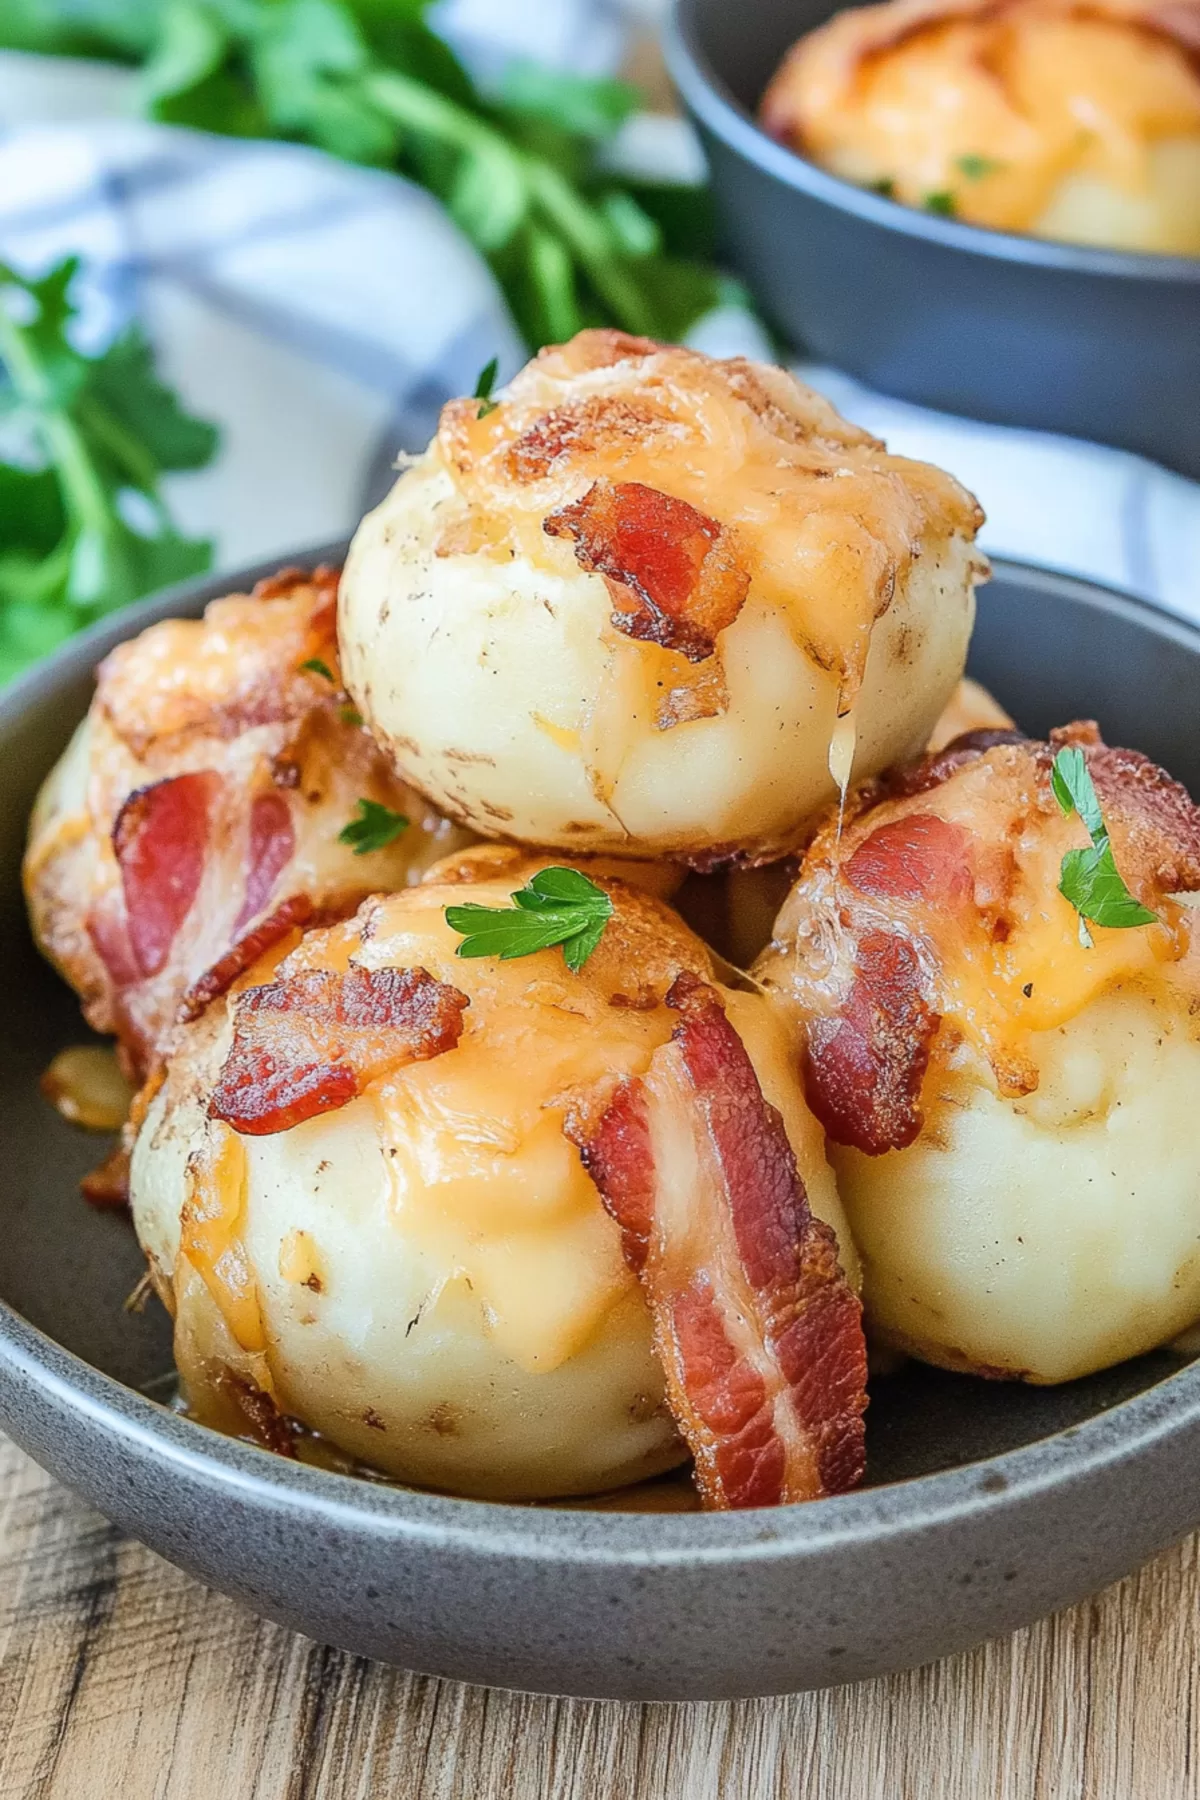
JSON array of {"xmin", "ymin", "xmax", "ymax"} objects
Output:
[
  {"xmin": 180, "ymin": 1121, "xmax": 265, "ymax": 1354},
  {"xmin": 762, "ymin": 736, "xmax": 1200, "ymax": 1110},
  {"xmin": 763, "ymin": 0, "xmax": 1200, "ymax": 252},
  {"xmin": 437, "ymin": 341, "xmax": 980, "ymax": 714},
  {"xmin": 131, "ymin": 857, "xmax": 856, "ymax": 1496}
]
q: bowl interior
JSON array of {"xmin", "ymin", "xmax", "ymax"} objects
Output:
[{"xmin": 0, "ymin": 557, "xmax": 1195, "ymax": 1496}]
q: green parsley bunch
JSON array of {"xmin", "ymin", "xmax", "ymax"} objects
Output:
[
  {"xmin": 0, "ymin": 0, "xmax": 740, "ymax": 352},
  {"xmin": 0, "ymin": 257, "xmax": 218, "ymax": 684}
]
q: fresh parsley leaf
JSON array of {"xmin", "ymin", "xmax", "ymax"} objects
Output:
[
  {"xmin": 1050, "ymin": 744, "xmax": 1104, "ymax": 838},
  {"xmin": 956, "ymin": 153, "xmax": 1002, "ymax": 181},
  {"xmin": 339, "ymin": 703, "xmax": 364, "ymax": 726},
  {"xmin": 0, "ymin": 256, "xmax": 217, "ymax": 686},
  {"xmin": 300, "ymin": 656, "xmax": 335, "ymax": 680},
  {"xmin": 445, "ymin": 865, "xmax": 613, "ymax": 969},
  {"xmin": 1050, "ymin": 746, "xmax": 1158, "ymax": 942},
  {"xmin": 473, "ymin": 355, "xmax": 500, "ymax": 419},
  {"xmin": 869, "ymin": 177, "xmax": 896, "ymax": 198},
  {"xmin": 338, "ymin": 797, "xmax": 409, "ymax": 853},
  {"xmin": 924, "ymin": 190, "xmax": 957, "ymax": 216}
]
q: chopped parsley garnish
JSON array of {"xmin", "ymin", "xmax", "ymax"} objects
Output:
[
  {"xmin": 956, "ymin": 153, "xmax": 1003, "ymax": 180},
  {"xmin": 338, "ymin": 799, "xmax": 409, "ymax": 855},
  {"xmin": 869, "ymin": 177, "xmax": 896, "ymax": 198},
  {"xmin": 924, "ymin": 190, "xmax": 957, "ymax": 216},
  {"xmin": 445, "ymin": 865, "xmax": 613, "ymax": 971},
  {"xmin": 339, "ymin": 703, "xmax": 364, "ymax": 727},
  {"xmin": 473, "ymin": 357, "xmax": 500, "ymax": 419},
  {"xmin": 1050, "ymin": 746, "xmax": 1158, "ymax": 948},
  {"xmin": 300, "ymin": 657, "xmax": 334, "ymax": 681}
]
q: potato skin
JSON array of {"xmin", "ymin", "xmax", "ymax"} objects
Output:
[
  {"xmin": 835, "ymin": 985, "xmax": 1200, "ymax": 1383},
  {"xmin": 132, "ymin": 859, "xmax": 854, "ymax": 1498},
  {"xmin": 339, "ymin": 334, "xmax": 983, "ymax": 863}
]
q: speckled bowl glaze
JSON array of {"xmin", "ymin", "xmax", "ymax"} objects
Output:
[{"xmin": 2, "ymin": 548, "xmax": 1200, "ymax": 1700}]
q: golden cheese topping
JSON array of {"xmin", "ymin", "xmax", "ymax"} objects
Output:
[
  {"xmin": 865, "ymin": 749, "xmax": 1193, "ymax": 1092},
  {"xmin": 760, "ymin": 728, "xmax": 1200, "ymax": 1124},
  {"xmin": 433, "ymin": 333, "xmax": 981, "ymax": 718},
  {"xmin": 24, "ymin": 567, "xmax": 472, "ymax": 1078},
  {"xmin": 762, "ymin": 0, "xmax": 1200, "ymax": 252}
]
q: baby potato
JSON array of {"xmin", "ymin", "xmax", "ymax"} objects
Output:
[
  {"xmin": 756, "ymin": 721, "xmax": 1200, "ymax": 1383},
  {"xmin": 340, "ymin": 331, "xmax": 984, "ymax": 864},
  {"xmin": 132, "ymin": 856, "xmax": 853, "ymax": 1498}
]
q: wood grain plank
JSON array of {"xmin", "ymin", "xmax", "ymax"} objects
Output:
[{"xmin": 0, "ymin": 1431, "xmax": 1194, "ymax": 1799}]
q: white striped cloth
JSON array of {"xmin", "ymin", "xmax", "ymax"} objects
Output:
[{"xmin": 1, "ymin": 4, "xmax": 1198, "ymax": 624}]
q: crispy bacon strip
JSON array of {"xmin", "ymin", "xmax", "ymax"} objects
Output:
[
  {"xmin": 86, "ymin": 899, "xmax": 141, "ymax": 992},
  {"xmin": 235, "ymin": 791, "xmax": 295, "ymax": 934},
  {"xmin": 798, "ymin": 814, "xmax": 963, "ymax": 1153},
  {"xmin": 573, "ymin": 973, "xmax": 866, "ymax": 1509},
  {"xmin": 210, "ymin": 965, "xmax": 469, "ymax": 1136},
  {"xmin": 178, "ymin": 894, "xmax": 316, "ymax": 1024},
  {"xmin": 846, "ymin": 811, "xmax": 973, "ymax": 906},
  {"xmin": 505, "ymin": 397, "xmax": 668, "ymax": 483},
  {"xmin": 112, "ymin": 772, "xmax": 222, "ymax": 977},
  {"xmin": 804, "ymin": 931, "xmax": 940, "ymax": 1154},
  {"xmin": 544, "ymin": 479, "xmax": 750, "ymax": 662},
  {"xmin": 889, "ymin": 727, "xmax": 1027, "ymax": 798}
]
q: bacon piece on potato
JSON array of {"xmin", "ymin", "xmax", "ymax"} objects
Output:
[
  {"xmin": 544, "ymin": 479, "xmax": 750, "ymax": 662},
  {"xmin": 26, "ymin": 564, "xmax": 471, "ymax": 1078},
  {"xmin": 574, "ymin": 972, "xmax": 867, "ymax": 1509},
  {"xmin": 210, "ymin": 964, "xmax": 469, "ymax": 1136},
  {"xmin": 113, "ymin": 771, "xmax": 223, "ymax": 978},
  {"xmin": 804, "ymin": 930, "xmax": 940, "ymax": 1155}
]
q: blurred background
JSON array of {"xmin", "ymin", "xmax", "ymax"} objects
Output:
[{"xmin": 0, "ymin": 0, "xmax": 1197, "ymax": 688}]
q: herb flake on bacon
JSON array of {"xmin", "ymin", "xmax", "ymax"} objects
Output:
[
  {"xmin": 210, "ymin": 964, "xmax": 469, "ymax": 1136},
  {"xmin": 544, "ymin": 479, "xmax": 749, "ymax": 663},
  {"xmin": 573, "ymin": 972, "xmax": 866, "ymax": 1509}
]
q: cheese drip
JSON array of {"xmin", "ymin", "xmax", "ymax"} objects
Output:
[{"xmin": 179, "ymin": 1121, "xmax": 266, "ymax": 1353}]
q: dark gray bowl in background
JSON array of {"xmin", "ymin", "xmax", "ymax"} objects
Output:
[
  {"xmin": 2, "ymin": 551, "xmax": 1200, "ymax": 1700},
  {"xmin": 666, "ymin": 0, "xmax": 1200, "ymax": 479}
]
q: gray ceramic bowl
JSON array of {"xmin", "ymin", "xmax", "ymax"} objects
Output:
[
  {"xmin": 665, "ymin": 0, "xmax": 1200, "ymax": 479},
  {"xmin": 2, "ymin": 547, "xmax": 1200, "ymax": 1701}
]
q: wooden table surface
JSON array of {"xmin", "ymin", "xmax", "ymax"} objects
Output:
[{"xmin": 2, "ymin": 1433, "xmax": 1197, "ymax": 1798}]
